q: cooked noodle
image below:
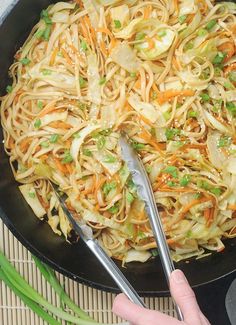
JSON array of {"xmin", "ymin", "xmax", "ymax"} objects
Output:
[{"xmin": 1, "ymin": 0, "xmax": 236, "ymax": 263}]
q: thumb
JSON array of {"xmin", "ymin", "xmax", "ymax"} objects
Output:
[{"xmin": 170, "ymin": 270, "xmax": 205, "ymax": 325}]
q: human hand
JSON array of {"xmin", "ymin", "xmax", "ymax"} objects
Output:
[{"xmin": 112, "ymin": 269, "xmax": 211, "ymax": 325}]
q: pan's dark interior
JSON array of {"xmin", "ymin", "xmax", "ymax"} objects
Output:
[{"xmin": 0, "ymin": 2, "xmax": 236, "ymax": 323}]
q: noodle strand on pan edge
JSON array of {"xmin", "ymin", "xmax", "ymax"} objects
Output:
[{"xmin": 1, "ymin": 0, "xmax": 236, "ymax": 264}]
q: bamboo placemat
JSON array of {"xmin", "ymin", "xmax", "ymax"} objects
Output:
[{"xmin": 0, "ymin": 219, "xmax": 176, "ymax": 324}]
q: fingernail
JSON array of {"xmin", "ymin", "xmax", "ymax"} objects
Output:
[{"xmin": 172, "ymin": 270, "xmax": 187, "ymax": 284}]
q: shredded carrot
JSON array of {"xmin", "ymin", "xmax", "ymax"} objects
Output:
[
  {"xmin": 69, "ymin": 44, "xmax": 79, "ymax": 55},
  {"xmin": 99, "ymin": 40, "xmax": 108, "ymax": 57},
  {"xmin": 20, "ymin": 138, "xmax": 31, "ymax": 153},
  {"xmin": 40, "ymin": 154, "xmax": 48, "ymax": 161},
  {"xmin": 37, "ymin": 194, "xmax": 49, "ymax": 210},
  {"xmin": 49, "ymin": 121, "xmax": 72, "ymax": 129},
  {"xmin": 80, "ymin": 17, "xmax": 90, "ymax": 44},
  {"xmin": 37, "ymin": 106, "xmax": 58, "ymax": 118},
  {"xmin": 179, "ymin": 197, "xmax": 210, "ymax": 219},
  {"xmin": 218, "ymin": 42, "xmax": 235, "ymax": 63},
  {"xmin": 145, "ymin": 36, "xmax": 155, "ymax": 49},
  {"xmin": 139, "ymin": 129, "xmax": 163, "ymax": 154},
  {"xmin": 94, "ymin": 177, "xmax": 106, "ymax": 198},
  {"xmin": 159, "ymin": 187, "xmax": 194, "ymax": 193},
  {"xmin": 186, "ymin": 14, "xmax": 195, "ymax": 24},
  {"xmin": 152, "ymin": 83, "xmax": 159, "ymax": 93},
  {"xmin": 84, "ymin": 15, "xmax": 96, "ymax": 41},
  {"xmin": 198, "ymin": 0, "xmax": 208, "ymax": 14},
  {"xmin": 8, "ymin": 137, "xmax": 15, "ymax": 150},
  {"xmin": 173, "ymin": 0, "xmax": 179, "ymax": 14},
  {"xmin": 61, "ymin": 48, "xmax": 73, "ymax": 65},
  {"xmin": 109, "ymin": 38, "xmax": 118, "ymax": 53},
  {"xmin": 157, "ymin": 89, "xmax": 195, "ymax": 105},
  {"xmin": 228, "ymin": 204, "xmax": 236, "ymax": 211},
  {"xmin": 182, "ymin": 143, "xmax": 207, "ymax": 152},
  {"xmin": 49, "ymin": 47, "xmax": 59, "ymax": 66},
  {"xmin": 138, "ymin": 114, "xmax": 155, "ymax": 127},
  {"xmin": 143, "ymin": 5, "xmax": 152, "ymax": 19},
  {"xmin": 66, "ymin": 163, "xmax": 74, "ymax": 174},
  {"xmin": 134, "ymin": 78, "xmax": 141, "ymax": 89},
  {"xmin": 96, "ymin": 28, "xmax": 113, "ymax": 39},
  {"xmin": 53, "ymin": 157, "xmax": 68, "ymax": 174}
]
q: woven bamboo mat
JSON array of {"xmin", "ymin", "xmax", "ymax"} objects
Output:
[{"xmin": 0, "ymin": 219, "xmax": 176, "ymax": 324}]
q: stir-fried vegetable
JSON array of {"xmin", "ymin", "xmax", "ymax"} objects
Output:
[{"xmin": 1, "ymin": 0, "xmax": 236, "ymax": 265}]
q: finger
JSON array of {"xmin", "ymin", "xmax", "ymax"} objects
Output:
[
  {"xmin": 200, "ymin": 313, "xmax": 211, "ymax": 325},
  {"xmin": 112, "ymin": 293, "xmax": 182, "ymax": 325},
  {"xmin": 170, "ymin": 270, "xmax": 203, "ymax": 325}
]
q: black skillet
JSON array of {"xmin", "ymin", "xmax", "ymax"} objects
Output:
[{"xmin": 0, "ymin": 1, "xmax": 235, "ymax": 324}]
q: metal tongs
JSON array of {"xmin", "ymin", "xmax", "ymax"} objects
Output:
[
  {"xmin": 50, "ymin": 181, "xmax": 145, "ymax": 308},
  {"xmin": 50, "ymin": 134, "xmax": 183, "ymax": 320},
  {"xmin": 119, "ymin": 135, "xmax": 183, "ymax": 321}
]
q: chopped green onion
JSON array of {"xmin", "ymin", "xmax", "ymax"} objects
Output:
[
  {"xmin": 103, "ymin": 181, "xmax": 116, "ymax": 196},
  {"xmin": 185, "ymin": 41, "xmax": 194, "ymax": 50},
  {"xmin": 80, "ymin": 39, "xmax": 87, "ymax": 51},
  {"xmin": 126, "ymin": 192, "xmax": 134, "ymax": 204},
  {"xmin": 145, "ymin": 165, "xmax": 152, "ymax": 173},
  {"xmin": 198, "ymin": 28, "xmax": 208, "ymax": 36},
  {"xmin": 73, "ymin": 132, "xmax": 81, "ymax": 138},
  {"xmin": 151, "ymin": 249, "xmax": 158, "ymax": 257},
  {"xmin": 62, "ymin": 151, "xmax": 73, "ymax": 164},
  {"xmin": 6, "ymin": 85, "xmax": 13, "ymax": 93},
  {"xmin": 104, "ymin": 154, "xmax": 117, "ymax": 163},
  {"xmin": 178, "ymin": 15, "xmax": 187, "ymax": 24},
  {"xmin": 167, "ymin": 181, "xmax": 176, "ymax": 187},
  {"xmin": 40, "ymin": 10, "xmax": 52, "ymax": 25},
  {"xmin": 130, "ymin": 72, "xmax": 136, "ymax": 78},
  {"xmin": 194, "ymin": 192, "xmax": 202, "ymax": 199},
  {"xmin": 131, "ymin": 141, "xmax": 145, "ymax": 150},
  {"xmin": 40, "ymin": 141, "xmax": 49, "ymax": 148},
  {"xmin": 157, "ymin": 30, "xmax": 166, "ymax": 37},
  {"xmin": 35, "ymin": 29, "xmax": 44, "ymax": 39},
  {"xmin": 43, "ymin": 26, "xmax": 52, "ymax": 41},
  {"xmin": 163, "ymin": 166, "xmax": 178, "ymax": 178},
  {"xmin": 99, "ymin": 77, "xmax": 106, "ymax": 85},
  {"xmin": 114, "ymin": 20, "xmax": 121, "ymax": 29},
  {"xmin": 214, "ymin": 66, "xmax": 222, "ymax": 76},
  {"xmin": 224, "ymin": 81, "xmax": 234, "ymax": 89},
  {"xmin": 34, "ymin": 119, "xmax": 41, "ymax": 129},
  {"xmin": 165, "ymin": 128, "xmax": 180, "ymax": 140},
  {"xmin": 37, "ymin": 101, "xmax": 43, "ymax": 109},
  {"xmin": 188, "ymin": 111, "xmax": 198, "ymax": 118},
  {"xmin": 82, "ymin": 149, "xmax": 92, "ymax": 157},
  {"xmin": 210, "ymin": 187, "xmax": 222, "ymax": 196},
  {"xmin": 213, "ymin": 52, "xmax": 226, "ymax": 65},
  {"xmin": 186, "ymin": 230, "xmax": 192, "ymax": 238},
  {"xmin": 163, "ymin": 111, "xmax": 171, "ymax": 121},
  {"xmin": 217, "ymin": 136, "xmax": 231, "ymax": 148},
  {"xmin": 108, "ymin": 203, "xmax": 119, "ymax": 214},
  {"xmin": 229, "ymin": 71, "xmax": 236, "ymax": 83},
  {"xmin": 200, "ymin": 93, "xmax": 210, "ymax": 102},
  {"xmin": 42, "ymin": 69, "xmax": 52, "ymax": 76},
  {"xmin": 28, "ymin": 192, "xmax": 36, "ymax": 198},
  {"xmin": 49, "ymin": 134, "xmax": 59, "ymax": 143},
  {"xmin": 151, "ymin": 91, "xmax": 157, "ymax": 100},
  {"xmin": 79, "ymin": 76, "xmax": 86, "ymax": 88},
  {"xmin": 226, "ymin": 102, "xmax": 236, "ymax": 116},
  {"xmin": 135, "ymin": 32, "xmax": 145, "ymax": 41},
  {"xmin": 97, "ymin": 135, "xmax": 106, "ymax": 150},
  {"xmin": 20, "ymin": 57, "xmax": 31, "ymax": 65},
  {"xmin": 206, "ymin": 19, "xmax": 217, "ymax": 30},
  {"xmin": 180, "ymin": 175, "xmax": 191, "ymax": 187}
]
